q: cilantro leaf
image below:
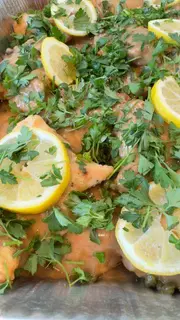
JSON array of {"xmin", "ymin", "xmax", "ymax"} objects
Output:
[{"xmin": 74, "ymin": 8, "xmax": 90, "ymax": 31}]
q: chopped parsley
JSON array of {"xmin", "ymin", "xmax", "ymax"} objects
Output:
[
  {"xmin": 0, "ymin": 209, "xmax": 34, "ymax": 247},
  {"xmin": 40, "ymin": 165, "xmax": 62, "ymax": 187},
  {"xmin": 74, "ymin": 8, "xmax": 90, "ymax": 31},
  {"xmin": 93, "ymin": 252, "xmax": 105, "ymax": 264}
]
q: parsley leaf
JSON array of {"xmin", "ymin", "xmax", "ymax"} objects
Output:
[
  {"xmin": 0, "ymin": 126, "xmax": 33, "ymax": 164},
  {"xmin": 52, "ymin": 7, "xmax": 67, "ymax": 18},
  {"xmin": 74, "ymin": 8, "xmax": 90, "ymax": 31},
  {"xmin": 169, "ymin": 33, "xmax": 180, "ymax": 45},
  {"xmin": 169, "ymin": 234, "xmax": 180, "ymax": 250},
  {"xmin": 90, "ymin": 229, "xmax": 101, "ymax": 245},
  {"xmin": 0, "ymin": 210, "xmax": 34, "ymax": 247},
  {"xmin": 138, "ymin": 154, "xmax": 154, "ymax": 176},
  {"xmin": 45, "ymin": 146, "xmax": 57, "ymax": 155},
  {"xmin": 0, "ymin": 169, "xmax": 17, "ymax": 185},
  {"xmin": 0, "ymin": 264, "xmax": 11, "ymax": 295},
  {"xmin": 67, "ymin": 192, "xmax": 115, "ymax": 231},
  {"xmin": 24, "ymin": 254, "xmax": 38, "ymax": 275},
  {"xmin": 153, "ymin": 160, "xmax": 172, "ymax": 189},
  {"xmin": 43, "ymin": 208, "xmax": 83, "ymax": 234},
  {"xmin": 40, "ymin": 165, "xmax": 62, "ymax": 187},
  {"xmin": 163, "ymin": 213, "xmax": 179, "ymax": 231},
  {"xmin": 121, "ymin": 207, "xmax": 153, "ymax": 232},
  {"xmin": 165, "ymin": 189, "xmax": 180, "ymax": 210},
  {"xmin": 93, "ymin": 252, "xmax": 105, "ymax": 263},
  {"xmin": 71, "ymin": 267, "xmax": 92, "ymax": 286}
]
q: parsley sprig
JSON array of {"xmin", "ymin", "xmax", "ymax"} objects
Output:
[
  {"xmin": 115, "ymin": 181, "xmax": 180, "ymax": 233},
  {"xmin": 0, "ymin": 210, "xmax": 34, "ymax": 247}
]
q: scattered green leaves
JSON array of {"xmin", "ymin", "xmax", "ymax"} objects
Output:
[{"xmin": 40, "ymin": 165, "xmax": 62, "ymax": 187}]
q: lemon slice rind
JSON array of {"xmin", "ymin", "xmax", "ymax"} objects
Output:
[
  {"xmin": 51, "ymin": 0, "xmax": 97, "ymax": 37},
  {"xmin": 0, "ymin": 128, "xmax": 70, "ymax": 214},
  {"xmin": 148, "ymin": 19, "xmax": 180, "ymax": 45},
  {"xmin": 41, "ymin": 37, "xmax": 76, "ymax": 86},
  {"xmin": 151, "ymin": 76, "xmax": 180, "ymax": 128},
  {"xmin": 116, "ymin": 216, "xmax": 180, "ymax": 276}
]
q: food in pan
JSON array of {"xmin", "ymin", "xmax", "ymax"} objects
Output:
[{"xmin": 0, "ymin": 0, "xmax": 179, "ymax": 295}]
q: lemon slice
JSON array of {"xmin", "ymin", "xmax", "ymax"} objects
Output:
[
  {"xmin": 0, "ymin": 128, "xmax": 70, "ymax": 214},
  {"xmin": 116, "ymin": 210, "xmax": 180, "ymax": 276},
  {"xmin": 146, "ymin": 0, "xmax": 180, "ymax": 7},
  {"xmin": 51, "ymin": 0, "xmax": 97, "ymax": 37},
  {"xmin": 149, "ymin": 182, "xmax": 167, "ymax": 205},
  {"xmin": 41, "ymin": 37, "xmax": 76, "ymax": 86},
  {"xmin": 116, "ymin": 181, "xmax": 180, "ymax": 276},
  {"xmin": 151, "ymin": 76, "xmax": 180, "ymax": 128},
  {"xmin": 148, "ymin": 19, "xmax": 180, "ymax": 45}
]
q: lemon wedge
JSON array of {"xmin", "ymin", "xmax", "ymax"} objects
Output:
[
  {"xmin": 41, "ymin": 37, "xmax": 76, "ymax": 86},
  {"xmin": 151, "ymin": 76, "xmax": 180, "ymax": 128},
  {"xmin": 51, "ymin": 0, "xmax": 97, "ymax": 37},
  {"xmin": 148, "ymin": 19, "xmax": 180, "ymax": 45},
  {"xmin": 0, "ymin": 128, "xmax": 70, "ymax": 214}
]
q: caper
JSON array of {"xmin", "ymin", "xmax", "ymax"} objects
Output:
[
  {"xmin": 144, "ymin": 274, "xmax": 157, "ymax": 288},
  {"xmin": 156, "ymin": 280, "xmax": 163, "ymax": 292},
  {"xmin": 160, "ymin": 283, "xmax": 176, "ymax": 295}
]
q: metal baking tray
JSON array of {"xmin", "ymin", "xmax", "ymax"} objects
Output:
[{"xmin": 0, "ymin": 1, "xmax": 179, "ymax": 318}]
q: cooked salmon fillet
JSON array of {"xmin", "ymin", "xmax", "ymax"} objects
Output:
[
  {"xmin": 13, "ymin": 115, "xmax": 113, "ymax": 193},
  {"xmin": 0, "ymin": 238, "xmax": 19, "ymax": 283}
]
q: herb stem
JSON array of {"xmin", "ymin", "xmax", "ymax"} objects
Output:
[
  {"xmin": 0, "ymin": 220, "xmax": 22, "ymax": 246},
  {"xmin": 54, "ymin": 260, "xmax": 71, "ymax": 286},
  {"xmin": 108, "ymin": 153, "xmax": 131, "ymax": 179},
  {"xmin": 142, "ymin": 206, "xmax": 150, "ymax": 230}
]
